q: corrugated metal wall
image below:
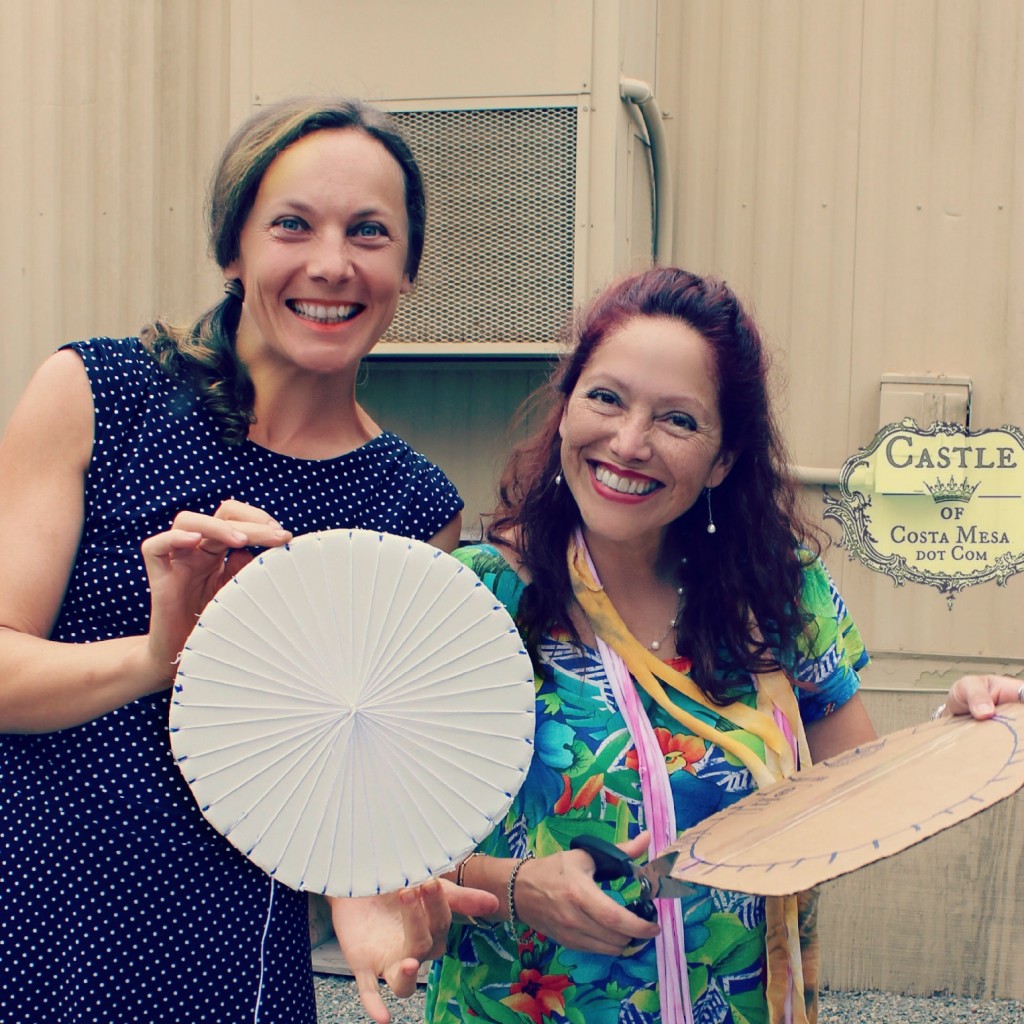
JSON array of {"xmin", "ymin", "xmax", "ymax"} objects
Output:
[
  {"xmin": 0, "ymin": 0, "xmax": 229, "ymax": 414},
  {"xmin": 661, "ymin": 0, "xmax": 1024, "ymax": 669},
  {"xmin": 660, "ymin": 2, "xmax": 1024, "ymax": 995},
  {"xmin": 817, "ymin": 689, "xmax": 1024, "ymax": 998}
]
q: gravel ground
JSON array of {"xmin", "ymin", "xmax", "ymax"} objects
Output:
[{"xmin": 314, "ymin": 974, "xmax": 1024, "ymax": 1023}]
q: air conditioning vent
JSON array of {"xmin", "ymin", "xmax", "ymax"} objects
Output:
[{"xmin": 384, "ymin": 106, "xmax": 578, "ymax": 347}]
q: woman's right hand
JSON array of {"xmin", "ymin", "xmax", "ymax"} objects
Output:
[
  {"xmin": 140, "ymin": 500, "xmax": 292, "ymax": 681},
  {"xmin": 511, "ymin": 833, "xmax": 661, "ymax": 955},
  {"xmin": 0, "ymin": 355, "xmax": 295, "ymax": 732}
]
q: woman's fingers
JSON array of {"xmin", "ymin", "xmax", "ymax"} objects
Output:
[
  {"xmin": 616, "ymin": 832, "xmax": 652, "ymax": 861},
  {"xmin": 442, "ymin": 880, "xmax": 499, "ymax": 920},
  {"xmin": 352, "ymin": 966, "xmax": 393, "ymax": 1024},
  {"xmin": 515, "ymin": 851, "xmax": 660, "ymax": 953},
  {"xmin": 139, "ymin": 528, "xmax": 205, "ymax": 558},
  {"xmin": 211, "ymin": 498, "xmax": 283, "ymax": 524},
  {"xmin": 168, "ymin": 508, "xmax": 291, "ymax": 552},
  {"xmin": 141, "ymin": 504, "xmax": 290, "ymax": 573},
  {"xmin": 139, "ymin": 506, "xmax": 289, "ymax": 679},
  {"xmin": 397, "ymin": 880, "xmax": 452, "ymax": 963},
  {"xmin": 582, "ymin": 898, "xmax": 659, "ymax": 950},
  {"xmin": 213, "ymin": 500, "xmax": 293, "ymax": 547},
  {"xmin": 948, "ymin": 674, "xmax": 1024, "ymax": 718}
]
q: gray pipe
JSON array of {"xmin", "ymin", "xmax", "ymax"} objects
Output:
[{"xmin": 619, "ymin": 76, "xmax": 674, "ymax": 265}]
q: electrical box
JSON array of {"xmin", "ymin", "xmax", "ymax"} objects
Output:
[{"xmin": 878, "ymin": 373, "xmax": 972, "ymax": 430}]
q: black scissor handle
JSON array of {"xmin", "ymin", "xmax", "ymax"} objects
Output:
[
  {"xmin": 625, "ymin": 898, "xmax": 659, "ymax": 922},
  {"xmin": 570, "ymin": 834, "xmax": 634, "ymax": 881},
  {"xmin": 569, "ymin": 834, "xmax": 659, "ymax": 922}
]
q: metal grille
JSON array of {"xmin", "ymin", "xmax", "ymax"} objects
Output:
[{"xmin": 384, "ymin": 106, "xmax": 577, "ymax": 346}]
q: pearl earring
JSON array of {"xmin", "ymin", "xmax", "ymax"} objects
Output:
[
  {"xmin": 555, "ymin": 472, "xmax": 563, "ymax": 486},
  {"xmin": 705, "ymin": 488, "xmax": 716, "ymax": 535}
]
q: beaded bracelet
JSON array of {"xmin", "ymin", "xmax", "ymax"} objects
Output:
[
  {"xmin": 506, "ymin": 851, "xmax": 535, "ymax": 924},
  {"xmin": 455, "ymin": 851, "xmax": 483, "ymax": 888}
]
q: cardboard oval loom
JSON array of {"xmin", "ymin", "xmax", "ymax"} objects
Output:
[
  {"xmin": 661, "ymin": 702, "xmax": 1024, "ymax": 896},
  {"xmin": 169, "ymin": 529, "xmax": 536, "ymax": 898}
]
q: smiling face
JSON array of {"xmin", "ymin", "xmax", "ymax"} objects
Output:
[
  {"xmin": 226, "ymin": 128, "xmax": 411, "ymax": 381},
  {"xmin": 558, "ymin": 314, "xmax": 734, "ymax": 554}
]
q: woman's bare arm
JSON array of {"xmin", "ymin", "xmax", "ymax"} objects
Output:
[
  {"xmin": 427, "ymin": 512, "xmax": 462, "ymax": 553},
  {"xmin": 804, "ymin": 691, "xmax": 877, "ymax": 763},
  {"xmin": 0, "ymin": 351, "xmax": 166, "ymax": 731},
  {"xmin": 0, "ymin": 352, "xmax": 291, "ymax": 733}
]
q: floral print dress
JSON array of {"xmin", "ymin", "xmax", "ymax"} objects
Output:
[{"xmin": 425, "ymin": 546, "xmax": 867, "ymax": 1024}]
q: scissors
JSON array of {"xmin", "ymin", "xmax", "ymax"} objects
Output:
[{"xmin": 570, "ymin": 834, "xmax": 697, "ymax": 922}]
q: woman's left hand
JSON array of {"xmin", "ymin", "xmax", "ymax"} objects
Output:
[
  {"xmin": 945, "ymin": 674, "xmax": 1024, "ymax": 720},
  {"xmin": 329, "ymin": 879, "xmax": 499, "ymax": 1024}
]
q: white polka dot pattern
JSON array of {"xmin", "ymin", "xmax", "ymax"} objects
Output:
[{"xmin": 0, "ymin": 336, "xmax": 463, "ymax": 1023}]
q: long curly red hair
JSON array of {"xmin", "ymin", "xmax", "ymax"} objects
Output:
[{"xmin": 488, "ymin": 267, "xmax": 824, "ymax": 702}]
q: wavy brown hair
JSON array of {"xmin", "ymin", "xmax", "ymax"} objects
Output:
[
  {"xmin": 489, "ymin": 267, "xmax": 825, "ymax": 702},
  {"xmin": 140, "ymin": 96, "xmax": 426, "ymax": 444}
]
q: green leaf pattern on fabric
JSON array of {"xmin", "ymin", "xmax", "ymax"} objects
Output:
[{"xmin": 425, "ymin": 546, "xmax": 866, "ymax": 1024}]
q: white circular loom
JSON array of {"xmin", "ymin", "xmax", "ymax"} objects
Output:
[{"xmin": 170, "ymin": 529, "xmax": 535, "ymax": 897}]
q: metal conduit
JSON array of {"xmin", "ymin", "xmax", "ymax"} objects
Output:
[{"xmin": 619, "ymin": 77, "xmax": 673, "ymax": 266}]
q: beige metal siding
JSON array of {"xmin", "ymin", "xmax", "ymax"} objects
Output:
[
  {"xmin": 817, "ymin": 689, "xmax": 1023, "ymax": 999},
  {"xmin": 661, "ymin": 0, "xmax": 864, "ymax": 465},
  {"xmin": 660, "ymin": 0, "xmax": 1024, "ymax": 666},
  {"xmin": 846, "ymin": 0, "xmax": 1023, "ymax": 661},
  {"xmin": 0, "ymin": 0, "xmax": 229, "ymax": 427}
]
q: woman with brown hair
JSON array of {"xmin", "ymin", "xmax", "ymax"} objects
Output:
[{"xmin": 0, "ymin": 96, "xmax": 491, "ymax": 1024}]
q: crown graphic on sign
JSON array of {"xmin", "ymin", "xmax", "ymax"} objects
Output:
[{"xmin": 924, "ymin": 476, "xmax": 980, "ymax": 503}]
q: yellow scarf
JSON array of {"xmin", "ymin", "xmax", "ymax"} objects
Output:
[{"xmin": 568, "ymin": 540, "xmax": 818, "ymax": 1024}]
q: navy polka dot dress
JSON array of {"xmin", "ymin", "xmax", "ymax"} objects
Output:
[{"xmin": 0, "ymin": 337, "xmax": 463, "ymax": 1023}]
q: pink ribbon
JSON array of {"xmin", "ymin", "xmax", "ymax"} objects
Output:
[{"xmin": 576, "ymin": 532, "xmax": 693, "ymax": 1024}]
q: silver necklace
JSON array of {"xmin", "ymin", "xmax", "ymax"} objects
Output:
[{"xmin": 647, "ymin": 587, "xmax": 684, "ymax": 652}]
